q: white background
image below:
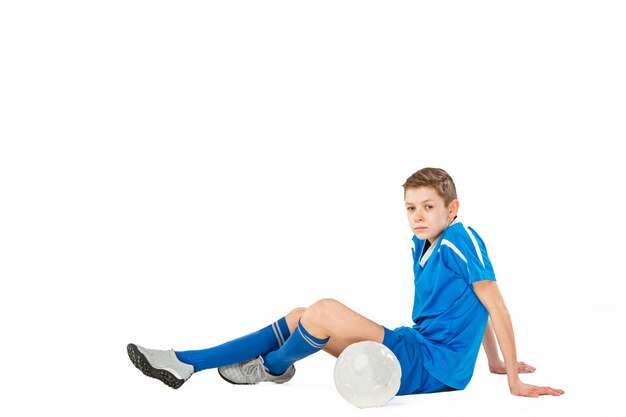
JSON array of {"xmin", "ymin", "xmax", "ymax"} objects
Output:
[{"xmin": 1, "ymin": 1, "xmax": 624, "ymax": 416}]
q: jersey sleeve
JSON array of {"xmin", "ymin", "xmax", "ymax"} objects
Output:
[{"xmin": 440, "ymin": 227, "xmax": 496, "ymax": 284}]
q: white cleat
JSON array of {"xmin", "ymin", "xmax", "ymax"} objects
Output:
[
  {"xmin": 127, "ymin": 343, "xmax": 194, "ymax": 389},
  {"xmin": 218, "ymin": 356, "xmax": 295, "ymax": 385}
]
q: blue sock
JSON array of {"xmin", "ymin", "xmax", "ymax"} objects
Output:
[
  {"xmin": 175, "ymin": 317, "xmax": 290, "ymax": 372},
  {"xmin": 262, "ymin": 320, "xmax": 329, "ymax": 375}
]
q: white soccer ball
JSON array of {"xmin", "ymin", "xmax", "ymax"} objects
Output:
[{"xmin": 334, "ymin": 341, "xmax": 402, "ymax": 408}]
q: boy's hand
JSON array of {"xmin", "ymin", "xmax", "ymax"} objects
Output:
[
  {"xmin": 489, "ymin": 359, "xmax": 536, "ymax": 374},
  {"xmin": 509, "ymin": 380, "xmax": 565, "ymax": 397}
]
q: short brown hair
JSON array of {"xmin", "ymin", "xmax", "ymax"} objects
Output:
[{"xmin": 402, "ymin": 167, "xmax": 457, "ymax": 204}]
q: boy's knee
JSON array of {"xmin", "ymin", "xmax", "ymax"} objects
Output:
[
  {"xmin": 307, "ymin": 298, "xmax": 339, "ymax": 320},
  {"xmin": 288, "ymin": 307, "xmax": 307, "ymax": 318},
  {"xmin": 285, "ymin": 307, "xmax": 307, "ymax": 331}
]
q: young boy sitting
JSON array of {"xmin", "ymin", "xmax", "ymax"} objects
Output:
[{"xmin": 127, "ymin": 167, "xmax": 563, "ymax": 398}]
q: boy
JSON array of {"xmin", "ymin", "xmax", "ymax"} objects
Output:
[{"xmin": 127, "ymin": 167, "xmax": 563, "ymax": 398}]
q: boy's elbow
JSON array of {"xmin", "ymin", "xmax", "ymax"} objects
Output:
[{"xmin": 477, "ymin": 281, "xmax": 509, "ymax": 309}]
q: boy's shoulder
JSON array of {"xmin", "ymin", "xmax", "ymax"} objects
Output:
[
  {"xmin": 439, "ymin": 220, "xmax": 495, "ymax": 278},
  {"xmin": 440, "ymin": 220, "xmax": 488, "ymax": 255},
  {"xmin": 443, "ymin": 220, "xmax": 484, "ymax": 242}
]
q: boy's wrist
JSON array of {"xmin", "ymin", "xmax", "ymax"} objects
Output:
[
  {"xmin": 507, "ymin": 372, "xmax": 521, "ymax": 386},
  {"xmin": 488, "ymin": 359, "xmax": 503, "ymax": 371}
]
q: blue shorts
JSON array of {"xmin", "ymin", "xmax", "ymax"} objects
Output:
[{"xmin": 382, "ymin": 326, "xmax": 454, "ymax": 395}]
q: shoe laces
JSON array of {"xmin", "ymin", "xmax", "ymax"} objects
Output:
[{"xmin": 241, "ymin": 358, "xmax": 266, "ymax": 382}]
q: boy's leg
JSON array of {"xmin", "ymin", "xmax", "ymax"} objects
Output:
[
  {"xmin": 219, "ymin": 298, "xmax": 384, "ymax": 383},
  {"xmin": 302, "ymin": 298, "xmax": 385, "ymax": 358},
  {"xmin": 175, "ymin": 308, "xmax": 304, "ymax": 372},
  {"xmin": 264, "ymin": 298, "xmax": 384, "ymax": 372},
  {"xmin": 128, "ymin": 308, "xmax": 305, "ymax": 388}
]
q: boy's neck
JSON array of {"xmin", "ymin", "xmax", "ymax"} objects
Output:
[{"xmin": 428, "ymin": 216, "xmax": 458, "ymax": 244}]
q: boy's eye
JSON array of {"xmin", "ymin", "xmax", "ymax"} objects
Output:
[
  {"xmin": 407, "ymin": 207, "xmax": 414, "ymax": 211},
  {"xmin": 425, "ymin": 205, "xmax": 433, "ymax": 210}
]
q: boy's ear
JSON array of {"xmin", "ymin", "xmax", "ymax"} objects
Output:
[{"xmin": 448, "ymin": 199, "xmax": 460, "ymax": 217}]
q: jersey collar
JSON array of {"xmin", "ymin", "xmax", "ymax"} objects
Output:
[
  {"xmin": 419, "ymin": 236, "xmax": 440, "ymax": 267},
  {"xmin": 416, "ymin": 217, "xmax": 461, "ymax": 267}
]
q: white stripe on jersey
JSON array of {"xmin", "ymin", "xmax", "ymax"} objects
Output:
[
  {"xmin": 419, "ymin": 237, "xmax": 440, "ymax": 267},
  {"xmin": 464, "ymin": 226, "xmax": 485, "ymax": 267},
  {"xmin": 440, "ymin": 239, "xmax": 467, "ymax": 263}
]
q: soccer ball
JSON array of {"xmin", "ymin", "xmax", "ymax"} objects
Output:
[{"xmin": 334, "ymin": 341, "xmax": 402, "ymax": 408}]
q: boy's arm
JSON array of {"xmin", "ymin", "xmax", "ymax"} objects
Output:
[
  {"xmin": 482, "ymin": 317, "xmax": 503, "ymax": 370},
  {"xmin": 482, "ymin": 317, "xmax": 536, "ymax": 374},
  {"xmin": 472, "ymin": 280, "xmax": 564, "ymax": 397}
]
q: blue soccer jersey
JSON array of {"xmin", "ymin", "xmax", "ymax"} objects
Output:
[{"xmin": 407, "ymin": 219, "xmax": 496, "ymax": 389}]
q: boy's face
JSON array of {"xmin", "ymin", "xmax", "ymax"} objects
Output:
[{"xmin": 404, "ymin": 186, "xmax": 459, "ymax": 244}]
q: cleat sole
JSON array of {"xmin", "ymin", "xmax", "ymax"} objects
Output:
[{"xmin": 127, "ymin": 343, "xmax": 185, "ymax": 389}]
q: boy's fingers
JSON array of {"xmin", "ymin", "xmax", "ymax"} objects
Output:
[
  {"xmin": 517, "ymin": 362, "xmax": 536, "ymax": 373},
  {"xmin": 541, "ymin": 386, "xmax": 564, "ymax": 396}
]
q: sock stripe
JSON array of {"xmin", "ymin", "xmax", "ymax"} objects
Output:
[
  {"xmin": 296, "ymin": 322, "xmax": 328, "ymax": 349},
  {"xmin": 272, "ymin": 321, "xmax": 285, "ymax": 346},
  {"xmin": 262, "ymin": 320, "xmax": 329, "ymax": 375}
]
